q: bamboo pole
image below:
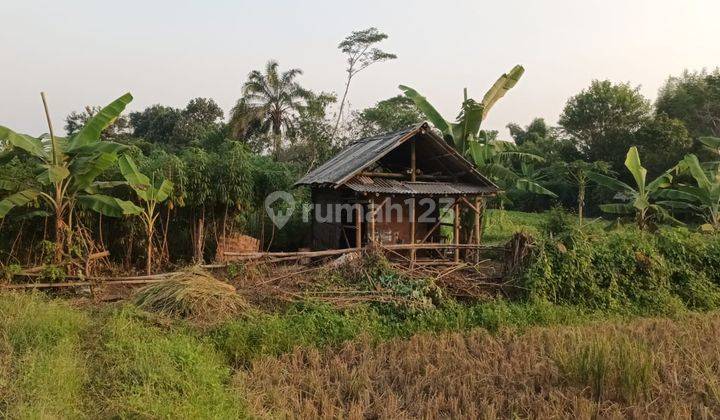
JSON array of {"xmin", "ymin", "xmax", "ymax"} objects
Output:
[
  {"xmin": 409, "ymin": 197, "xmax": 416, "ymax": 264},
  {"xmin": 474, "ymin": 196, "xmax": 482, "ymax": 263},
  {"xmin": 453, "ymin": 201, "xmax": 460, "ymax": 262},
  {"xmin": 355, "ymin": 203, "xmax": 362, "ymax": 248},
  {"xmin": 369, "ymin": 198, "xmax": 376, "ymax": 244},
  {"xmin": 410, "ymin": 140, "xmax": 416, "ymax": 182}
]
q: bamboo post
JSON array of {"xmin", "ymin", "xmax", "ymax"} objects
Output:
[
  {"xmin": 410, "ymin": 140, "xmax": 416, "ymax": 182},
  {"xmin": 410, "ymin": 197, "xmax": 416, "ymax": 263},
  {"xmin": 369, "ymin": 198, "xmax": 376, "ymax": 244},
  {"xmin": 474, "ymin": 196, "xmax": 482, "ymax": 263},
  {"xmin": 355, "ymin": 203, "xmax": 362, "ymax": 248},
  {"xmin": 453, "ymin": 201, "xmax": 460, "ymax": 262}
]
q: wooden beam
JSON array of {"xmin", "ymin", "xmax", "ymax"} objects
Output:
[
  {"xmin": 418, "ymin": 197, "xmax": 460, "ymax": 244},
  {"xmin": 358, "ymin": 171, "xmax": 452, "ymax": 181},
  {"xmin": 369, "ymin": 198, "xmax": 376, "ymax": 244},
  {"xmin": 409, "ymin": 198, "xmax": 416, "ymax": 263},
  {"xmin": 410, "ymin": 140, "xmax": 416, "ymax": 182},
  {"xmin": 453, "ymin": 201, "xmax": 460, "ymax": 262},
  {"xmin": 359, "ymin": 171, "xmax": 405, "ymax": 179},
  {"xmin": 355, "ymin": 203, "xmax": 362, "ymax": 248},
  {"xmin": 474, "ymin": 197, "xmax": 482, "ymax": 263}
]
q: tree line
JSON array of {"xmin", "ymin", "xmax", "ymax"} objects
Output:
[{"xmin": 1, "ymin": 26, "xmax": 719, "ymax": 273}]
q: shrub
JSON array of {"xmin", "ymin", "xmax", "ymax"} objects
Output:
[{"xmin": 518, "ymin": 227, "xmax": 720, "ymax": 312}]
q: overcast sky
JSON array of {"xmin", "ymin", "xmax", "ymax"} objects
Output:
[{"xmin": 2, "ymin": 0, "xmax": 720, "ymax": 137}]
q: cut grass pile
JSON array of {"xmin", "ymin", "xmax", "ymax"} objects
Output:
[
  {"xmin": 239, "ymin": 313, "xmax": 720, "ymax": 418},
  {"xmin": 133, "ymin": 266, "xmax": 251, "ymax": 324}
]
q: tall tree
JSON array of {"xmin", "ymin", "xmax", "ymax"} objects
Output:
[
  {"xmin": 633, "ymin": 114, "xmax": 693, "ymax": 178},
  {"xmin": 333, "ymin": 28, "xmax": 397, "ymax": 138},
  {"xmin": 656, "ymin": 68, "xmax": 720, "ymax": 138},
  {"xmin": 352, "ymin": 95, "xmax": 423, "ymax": 137},
  {"xmin": 171, "ymin": 98, "xmax": 224, "ymax": 146},
  {"xmin": 229, "ymin": 60, "xmax": 307, "ymax": 159},
  {"xmin": 129, "ymin": 105, "xmax": 182, "ymax": 144},
  {"xmin": 507, "ymin": 118, "xmax": 548, "ymax": 145},
  {"xmin": 559, "ymin": 80, "xmax": 651, "ymax": 171},
  {"xmin": 129, "ymin": 99, "xmax": 223, "ymax": 147},
  {"xmin": 65, "ymin": 106, "xmax": 130, "ymax": 140},
  {"xmin": 287, "ymin": 91, "xmax": 337, "ymax": 171}
]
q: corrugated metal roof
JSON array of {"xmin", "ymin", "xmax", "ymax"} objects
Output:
[
  {"xmin": 345, "ymin": 176, "xmax": 496, "ymax": 195},
  {"xmin": 295, "ymin": 124, "xmax": 421, "ymax": 186},
  {"xmin": 295, "ymin": 122, "xmax": 499, "ymax": 194}
]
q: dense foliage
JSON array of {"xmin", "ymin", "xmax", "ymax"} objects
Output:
[
  {"xmin": 519, "ymin": 225, "xmax": 720, "ymax": 312},
  {"xmin": 2, "ymin": 59, "xmax": 720, "ymax": 271}
]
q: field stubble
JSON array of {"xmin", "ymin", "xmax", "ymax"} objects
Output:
[{"xmin": 239, "ymin": 312, "xmax": 720, "ymax": 419}]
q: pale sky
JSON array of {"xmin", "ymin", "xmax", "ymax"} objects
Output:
[{"xmin": 2, "ymin": 0, "xmax": 720, "ymax": 138}]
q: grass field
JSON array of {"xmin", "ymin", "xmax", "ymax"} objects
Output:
[
  {"xmin": 2, "ymin": 210, "xmax": 720, "ymax": 418},
  {"xmin": 2, "ymin": 291, "xmax": 720, "ymax": 418}
]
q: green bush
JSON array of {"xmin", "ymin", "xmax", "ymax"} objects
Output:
[{"xmin": 518, "ymin": 227, "xmax": 720, "ymax": 312}]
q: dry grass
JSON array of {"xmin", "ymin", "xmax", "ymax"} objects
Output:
[
  {"xmin": 237, "ymin": 312, "xmax": 720, "ymax": 419},
  {"xmin": 133, "ymin": 267, "xmax": 251, "ymax": 324}
]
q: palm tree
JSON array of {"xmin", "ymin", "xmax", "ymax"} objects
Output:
[{"xmin": 230, "ymin": 60, "xmax": 307, "ymax": 159}]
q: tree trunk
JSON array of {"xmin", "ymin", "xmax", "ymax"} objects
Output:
[
  {"xmin": 160, "ymin": 206, "xmax": 171, "ymax": 264},
  {"xmin": 146, "ymin": 224, "xmax": 154, "ymax": 275},
  {"xmin": 332, "ymin": 75, "xmax": 352, "ymax": 139},
  {"xmin": 54, "ymin": 209, "xmax": 63, "ymax": 264},
  {"xmin": 194, "ymin": 208, "xmax": 205, "ymax": 263}
]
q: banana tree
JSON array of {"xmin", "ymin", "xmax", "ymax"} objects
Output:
[
  {"xmin": 467, "ymin": 139, "xmax": 557, "ymax": 198},
  {"xmin": 588, "ymin": 146, "xmax": 680, "ymax": 230},
  {"xmin": 400, "ymin": 65, "xmax": 524, "ymax": 153},
  {"xmin": 399, "ymin": 66, "xmax": 553, "ymax": 197},
  {"xmin": 661, "ymin": 154, "xmax": 720, "ymax": 230},
  {"xmin": 0, "ymin": 93, "xmax": 140, "ymax": 262},
  {"xmin": 118, "ymin": 155, "xmax": 173, "ymax": 275}
]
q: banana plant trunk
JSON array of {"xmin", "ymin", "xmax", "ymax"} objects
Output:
[{"xmin": 146, "ymin": 222, "xmax": 154, "ymax": 275}]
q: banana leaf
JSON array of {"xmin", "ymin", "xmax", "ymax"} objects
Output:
[
  {"xmin": 71, "ymin": 153, "xmax": 119, "ymax": 191},
  {"xmin": 682, "ymin": 154, "xmax": 712, "ymax": 191},
  {"xmin": 0, "ymin": 126, "xmax": 49, "ymax": 160},
  {"xmin": 481, "ymin": 65, "xmax": 525, "ymax": 119},
  {"xmin": 77, "ymin": 194, "xmax": 142, "ymax": 217},
  {"xmin": 624, "ymin": 146, "xmax": 647, "ymax": 193},
  {"xmin": 67, "ymin": 93, "xmax": 133, "ymax": 151},
  {"xmin": 66, "ymin": 141, "xmax": 127, "ymax": 156},
  {"xmin": 43, "ymin": 164, "xmax": 70, "ymax": 184},
  {"xmin": 587, "ymin": 172, "xmax": 634, "ymax": 193},
  {"xmin": 0, "ymin": 189, "xmax": 41, "ymax": 217},
  {"xmin": 151, "ymin": 179, "xmax": 174, "ymax": 202},
  {"xmin": 515, "ymin": 178, "xmax": 557, "ymax": 197},
  {"xmin": 598, "ymin": 203, "xmax": 635, "ymax": 214},
  {"xmin": 398, "ymin": 85, "xmax": 450, "ymax": 136}
]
